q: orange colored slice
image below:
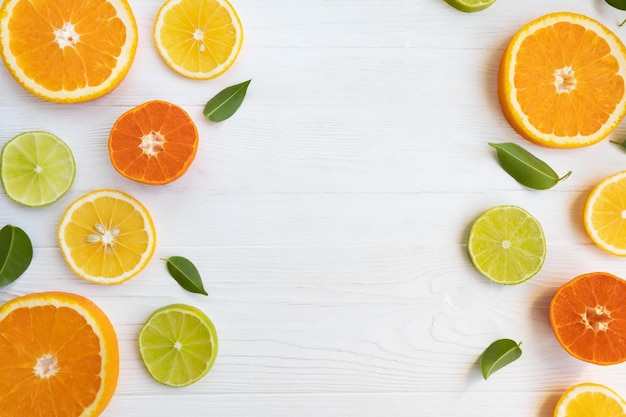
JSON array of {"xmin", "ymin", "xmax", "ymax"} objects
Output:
[
  {"xmin": 58, "ymin": 189, "xmax": 156, "ymax": 284},
  {"xmin": 153, "ymin": 0, "xmax": 243, "ymax": 79},
  {"xmin": 109, "ymin": 100, "xmax": 199, "ymax": 185},
  {"xmin": 499, "ymin": 12, "xmax": 626, "ymax": 148},
  {"xmin": 550, "ymin": 272, "xmax": 626, "ymax": 365},
  {"xmin": 0, "ymin": 292, "xmax": 119, "ymax": 417},
  {"xmin": 0, "ymin": 0, "xmax": 137, "ymax": 103},
  {"xmin": 583, "ymin": 170, "xmax": 626, "ymax": 256}
]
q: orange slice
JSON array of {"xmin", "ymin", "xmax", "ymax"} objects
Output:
[
  {"xmin": 0, "ymin": 0, "xmax": 137, "ymax": 103},
  {"xmin": 58, "ymin": 189, "xmax": 156, "ymax": 284},
  {"xmin": 554, "ymin": 382, "xmax": 626, "ymax": 417},
  {"xmin": 108, "ymin": 100, "xmax": 199, "ymax": 185},
  {"xmin": 550, "ymin": 272, "xmax": 626, "ymax": 365},
  {"xmin": 499, "ymin": 12, "xmax": 626, "ymax": 148},
  {"xmin": 583, "ymin": 170, "xmax": 626, "ymax": 256},
  {"xmin": 153, "ymin": 0, "xmax": 243, "ymax": 79},
  {"xmin": 0, "ymin": 292, "xmax": 119, "ymax": 417}
]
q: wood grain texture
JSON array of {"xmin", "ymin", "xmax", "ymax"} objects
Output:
[{"xmin": 2, "ymin": 0, "xmax": 626, "ymax": 416}]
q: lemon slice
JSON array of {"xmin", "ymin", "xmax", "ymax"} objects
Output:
[
  {"xmin": 444, "ymin": 0, "xmax": 496, "ymax": 13},
  {"xmin": 153, "ymin": 0, "xmax": 243, "ymax": 79},
  {"xmin": 58, "ymin": 189, "xmax": 156, "ymax": 284},
  {"xmin": 467, "ymin": 205, "xmax": 546, "ymax": 284},
  {"xmin": 1, "ymin": 131, "xmax": 76, "ymax": 207},
  {"xmin": 554, "ymin": 382, "xmax": 626, "ymax": 417},
  {"xmin": 138, "ymin": 304, "xmax": 218, "ymax": 387}
]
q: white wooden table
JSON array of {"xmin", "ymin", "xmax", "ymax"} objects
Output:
[{"xmin": 3, "ymin": 0, "xmax": 626, "ymax": 415}]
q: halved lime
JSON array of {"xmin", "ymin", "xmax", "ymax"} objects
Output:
[
  {"xmin": 444, "ymin": 0, "xmax": 496, "ymax": 13},
  {"xmin": 1, "ymin": 131, "xmax": 76, "ymax": 207},
  {"xmin": 467, "ymin": 205, "xmax": 546, "ymax": 285},
  {"xmin": 138, "ymin": 304, "xmax": 218, "ymax": 387}
]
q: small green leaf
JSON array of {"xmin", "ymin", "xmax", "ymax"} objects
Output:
[
  {"xmin": 489, "ymin": 142, "xmax": 571, "ymax": 190},
  {"xmin": 606, "ymin": 0, "xmax": 626, "ymax": 11},
  {"xmin": 0, "ymin": 224, "xmax": 33, "ymax": 287},
  {"xmin": 162, "ymin": 256, "xmax": 208, "ymax": 296},
  {"xmin": 611, "ymin": 139, "xmax": 626, "ymax": 151},
  {"xmin": 203, "ymin": 79, "xmax": 251, "ymax": 122},
  {"xmin": 480, "ymin": 339, "xmax": 522, "ymax": 380}
]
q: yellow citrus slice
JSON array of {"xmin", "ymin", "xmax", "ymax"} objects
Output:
[
  {"xmin": 0, "ymin": 291, "xmax": 119, "ymax": 417},
  {"xmin": 583, "ymin": 170, "xmax": 626, "ymax": 256},
  {"xmin": 554, "ymin": 382, "xmax": 626, "ymax": 417},
  {"xmin": 58, "ymin": 189, "xmax": 156, "ymax": 284},
  {"xmin": 0, "ymin": 0, "xmax": 138, "ymax": 103},
  {"xmin": 499, "ymin": 12, "xmax": 626, "ymax": 148},
  {"xmin": 153, "ymin": 0, "xmax": 243, "ymax": 79}
]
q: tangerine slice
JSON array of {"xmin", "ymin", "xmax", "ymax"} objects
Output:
[
  {"xmin": 499, "ymin": 12, "xmax": 626, "ymax": 148},
  {"xmin": 550, "ymin": 272, "xmax": 626, "ymax": 365},
  {"xmin": 108, "ymin": 100, "xmax": 199, "ymax": 185},
  {"xmin": 554, "ymin": 382, "xmax": 626, "ymax": 417},
  {"xmin": 0, "ymin": 0, "xmax": 138, "ymax": 103},
  {"xmin": 0, "ymin": 292, "xmax": 119, "ymax": 417}
]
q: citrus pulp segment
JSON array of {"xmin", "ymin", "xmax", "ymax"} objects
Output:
[
  {"xmin": 1, "ymin": 131, "xmax": 76, "ymax": 207},
  {"xmin": 138, "ymin": 304, "xmax": 218, "ymax": 387},
  {"xmin": 444, "ymin": 0, "xmax": 496, "ymax": 13},
  {"xmin": 108, "ymin": 100, "xmax": 199, "ymax": 185},
  {"xmin": 499, "ymin": 12, "xmax": 626, "ymax": 148},
  {"xmin": 0, "ymin": 291, "xmax": 119, "ymax": 417},
  {"xmin": 0, "ymin": 0, "xmax": 137, "ymax": 103},
  {"xmin": 584, "ymin": 170, "xmax": 626, "ymax": 256},
  {"xmin": 153, "ymin": 0, "xmax": 243, "ymax": 79},
  {"xmin": 57, "ymin": 189, "xmax": 156, "ymax": 284},
  {"xmin": 550, "ymin": 272, "xmax": 626, "ymax": 365},
  {"xmin": 554, "ymin": 382, "xmax": 626, "ymax": 417},
  {"xmin": 467, "ymin": 205, "xmax": 546, "ymax": 284}
]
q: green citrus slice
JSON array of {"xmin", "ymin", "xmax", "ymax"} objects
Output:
[
  {"xmin": 467, "ymin": 205, "xmax": 546, "ymax": 285},
  {"xmin": 444, "ymin": 0, "xmax": 496, "ymax": 13},
  {"xmin": 1, "ymin": 131, "xmax": 76, "ymax": 207},
  {"xmin": 138, "ymin": 304, "xmax": 218, "ymax": 387}
]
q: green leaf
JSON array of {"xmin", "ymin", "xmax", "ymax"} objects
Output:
[
  {"xmin": 606, "ymin": 0, "xmax": 626, "ymax": 11},
  {"xmin": 203, "ymin": 79, "xmax": 251, "ymax": 122},
  {"xmin": 0, "ymin": 224, "xmax": 33, "ymax": 287},
  {"xmin": 611, "ymin": 139, "xmax": 626, "ymax": 151},
  {"xmin": 489, "ymin": 142, "xmax": 572, "ymax": 190},
  {"xmin": 480, "ymin": 339, "xmax": 522, "ymax": 380},
  {"xmin": 162, "ymin": 256, "xmax": 208, "ymax": 296}
]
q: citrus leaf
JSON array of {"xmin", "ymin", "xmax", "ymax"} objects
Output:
[
  {"xmin": 203, "ymin": 79, "xmax": 251, "ymax": 122},
  {"xmin": 489, "ymin": 142, "xmax": 571, "ymax": 190},
  {"xmin": 606, "ymin": 0, "xmax": 626, "ymax": 11},
  {"xmin": 0, "ymin": 224, "xmax": 33, "ymax": 287},
  {"xmin": 480, "ymin": 339, "xmax": 522, "ymax": 380},
  {"xmin": 163, "ymin": 256, "xmax": 208, "ymax": 296}
]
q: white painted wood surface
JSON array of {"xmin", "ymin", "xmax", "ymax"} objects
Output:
[{"xmin": 3, "ymin": 0, "xmax": 626, "ymax": 415}]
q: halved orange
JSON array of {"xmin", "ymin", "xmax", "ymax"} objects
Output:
[
  {"xmin": 550, "ymin": 272, "xmax": 626, "ymax": 365},
  {"xmin": 499, "ymin": 12, "xmax": 626, "ymax": 148},
  {"xmin": 0, "ymin": 292, "xmax": 119, "ymax": 417},
  {"xmin": 153, "ymin": 0, "xmax": 243, "ymax": 79},
  {"xmin": 0, "ymin": 0, "xmax": 137, "ymax": 103},
  {"xmin": 108, "ymin": 100, "xmax": 199, "ymax": 185},
  {"xmin": 583, "ymin": 170, "xmax": 626, "ymax": 256},
  {"xmin": 58, "ymin": 189, "xmax": 156, "ymax": 284}
]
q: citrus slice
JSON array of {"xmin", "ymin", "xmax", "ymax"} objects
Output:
[
  {"xmin": 58, "ymin": 189, "xmax": 156, "ymax": 284},
  {"xmin": 138, "ymin": 304, "xmax": 218, "ymax": 387},
  {"xmin": 0, "ymin": 0, "xmax": 138, "ymax": 103},
  {"xmin": 467, "ymin": 205, "xmax": 546, "ymax": 284},
  {"xmin": 153, "ymin": 0, "xmax": 243, "ymax": 79},
  {"xmin": 444, "ymin": 0, "xmax": 496, "ymax": 13},
  {"xmin": 584, "ymin": 170, "xmax": 626, "ymax": 256},
  {"xmin": 499, "ymin": 12, "xmax": 626, "ymax": 148},
  {"xmin": 0, "ymin": 291, "xmax": 119, "ymax": 417},
  {"xmin": 550, "ymin": 272, "xmax": 626, "ymax": 365},
  {"xmin": 108, "ymin": 100, "xmax": 199, "ymax": 185},
  {"xmin": 1, "ymin": 131, "xmax": 76, "ymax": 207},
  {"xmin": 555, "ymin": 382, "xmax": 626, "ymax": 417}
]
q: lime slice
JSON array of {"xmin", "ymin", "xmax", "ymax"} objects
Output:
[
  {"xmin": 1, "ymin": 131, "xmax": 76, "ymax": 207},
  {"xmin": 467, "ymin": 205, "xmax": 546, "ymax": 285},
  {"xmin": 138, "ymin": 304, "xmax": 218, "ymax": 387},
  {"xmin": 444, "ymin": 0, "xmax": 496, "ymax": 12}
]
